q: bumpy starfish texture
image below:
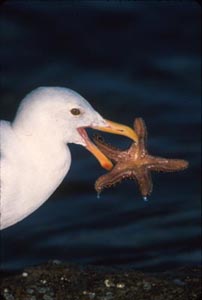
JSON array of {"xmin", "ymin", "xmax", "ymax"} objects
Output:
[{"xmin": 93, "ymin": 118, "xmax": 188, "ymax": 197}]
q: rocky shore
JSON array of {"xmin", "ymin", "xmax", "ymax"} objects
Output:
[{"xmin": 0, "ymin": 261, "xmax": 201, "ymax": 300}]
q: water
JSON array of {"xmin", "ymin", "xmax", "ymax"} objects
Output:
[
  {"xmin": 97, "ymin": 192, "xmax": 101, "ymax": 200},
  {"xmin": 143, "ymin": 196, "xmax": 148, "ymax": 202},
  {"xmin": 0, "ymin": 1, "xmax": 201, "ymax": 272}
]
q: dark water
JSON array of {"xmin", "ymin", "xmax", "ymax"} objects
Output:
[{"xmin": 0, "ymin": 1, "xmax": 201, "ymax": 272}]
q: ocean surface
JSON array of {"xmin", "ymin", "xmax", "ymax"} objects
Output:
[{"xmin": 0, "ymin": 1, "xmax": 201, "ymax": 272}]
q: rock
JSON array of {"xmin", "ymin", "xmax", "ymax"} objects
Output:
[
  {"xmin": 43, "ymin": 295, "xmax": 54, "ymax": 300},
  {"xmin": 0, "ymin": 263, "xmax": 201, "ymax": 300},
  {"xmin": 26, "ymin": 288, "xmax": 34, "ymax": 294},
  {"xmin": 116, "ymin": 283, "xmax": 125, "ymax": 289}
]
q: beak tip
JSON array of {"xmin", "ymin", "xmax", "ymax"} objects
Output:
[{"xmin": 102, "ymin": 161, "xmax": 113, "ymax": 170}]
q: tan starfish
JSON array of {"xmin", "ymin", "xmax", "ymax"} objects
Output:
[{"xmin": 93, "ymin": 118, "xmax": 189, "ymax": 198}]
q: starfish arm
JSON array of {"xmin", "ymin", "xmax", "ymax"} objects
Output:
[
  {"xmin": 95, "ymin": 166, "xmax": 133, "ymax": 193},
  {"xmin": 146, "ymin": 156, "xmax": 189, "ymax": 172},
  {"xmin": 93, "ymin": 134, "xmax": 123, "ymax": 161},
  {"xmin": 94, "ymin": 117, "xmax": 189, "ymax": 198},
  {"xmin": 132, "ymin": 168, "xmax": 153, "ymax": 197},
  {"xmin": 133, "ymin": 118, "xmax": 147, "ymax": 153}
]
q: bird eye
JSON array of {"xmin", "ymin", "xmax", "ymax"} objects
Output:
[{"xmin": 70, "ymin": 108, "xmax": 81, "ymax": 116}]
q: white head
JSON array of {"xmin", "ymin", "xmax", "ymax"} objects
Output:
[
  {"xmin": 13, "ymin": 87, "xmax": 105, "ymax": 144},
  {"xmin": 13, "ymin": 87, "xmax": 137, "ymax": 170}
]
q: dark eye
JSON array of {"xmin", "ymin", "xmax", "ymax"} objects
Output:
[{"xmin": 70, "ymin": 108, "xmax": 81, "ymax": 115}]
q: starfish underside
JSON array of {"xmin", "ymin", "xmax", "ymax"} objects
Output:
[{"xmin": 93, "ymin": 118, "xmax": 188, "ymax": 197}]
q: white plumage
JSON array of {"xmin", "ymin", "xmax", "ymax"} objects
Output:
[{"xmin": 0, "ymin": 87, "xmax": 137, "ymax": 230}]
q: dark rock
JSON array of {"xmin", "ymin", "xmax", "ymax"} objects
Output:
[{"xmin": 0, "ymin": 262, "xmax": 201, "ymax": 300}]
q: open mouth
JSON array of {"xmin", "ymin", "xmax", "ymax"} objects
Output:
[
  {"xmin": 77, "ymin": 127, "xmax": 90, "ymax": 143},
  {"xmin": 77, "ymin": 119, "xmax": 138, "ymax": 170},
  {"xmin": 77, "ymin": 127, "xmax": 113, "ymax": 170}
]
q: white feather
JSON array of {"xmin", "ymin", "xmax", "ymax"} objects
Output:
[{"xmin": 0, "ymin": 87, "xmax": 106, "ymax": 229}]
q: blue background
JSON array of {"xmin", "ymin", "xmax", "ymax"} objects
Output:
[{"xmin": 0, "ymin": 1, "xmax": 201, "ymax": 271}]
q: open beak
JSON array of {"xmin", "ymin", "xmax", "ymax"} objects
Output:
[{"xmin": 78, "ymin": 119, "xmax": 138, "ymax": 171}]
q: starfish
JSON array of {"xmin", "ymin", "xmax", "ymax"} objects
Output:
[{"xmin": 93, "ymin": 118, "xmax": 189, "ymax": 198}]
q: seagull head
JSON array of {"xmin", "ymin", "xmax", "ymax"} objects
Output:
[{"xmin": 13, "ymin": 87, "xmax": 138, "ymax": 170}]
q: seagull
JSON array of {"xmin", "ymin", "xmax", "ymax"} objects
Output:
[{"xmin": 0, "ymin": 87, "xmax": 137, "ymax": 230}]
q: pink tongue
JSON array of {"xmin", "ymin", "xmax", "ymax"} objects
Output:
[
  {"xmin": 77, "ymin": 127, "xmax": 113, "ymax": 170},
  {"xmin": 77, "ymin": 127, "xmax": 88, "ymax": 142}
]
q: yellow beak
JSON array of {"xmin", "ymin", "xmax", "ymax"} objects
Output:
[
  {"xmin": 84, "ymin": 137, "xmax": 114, "ymax": 170},
  {"xmin": 93, "ymin": 119, "xmax": 138, "ymax": 143},
  {"xmin": 82, "ymin": 119, "xmax": 138, "ymax": 171}
]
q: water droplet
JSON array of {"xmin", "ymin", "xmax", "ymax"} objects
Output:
[
  {"xmin": 97, "ymin": 192, "xmax": 101, "ymax": 199},
  {"xmin": 143, "ymin": 196, "xmax": 148, "ymax": 202}
]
